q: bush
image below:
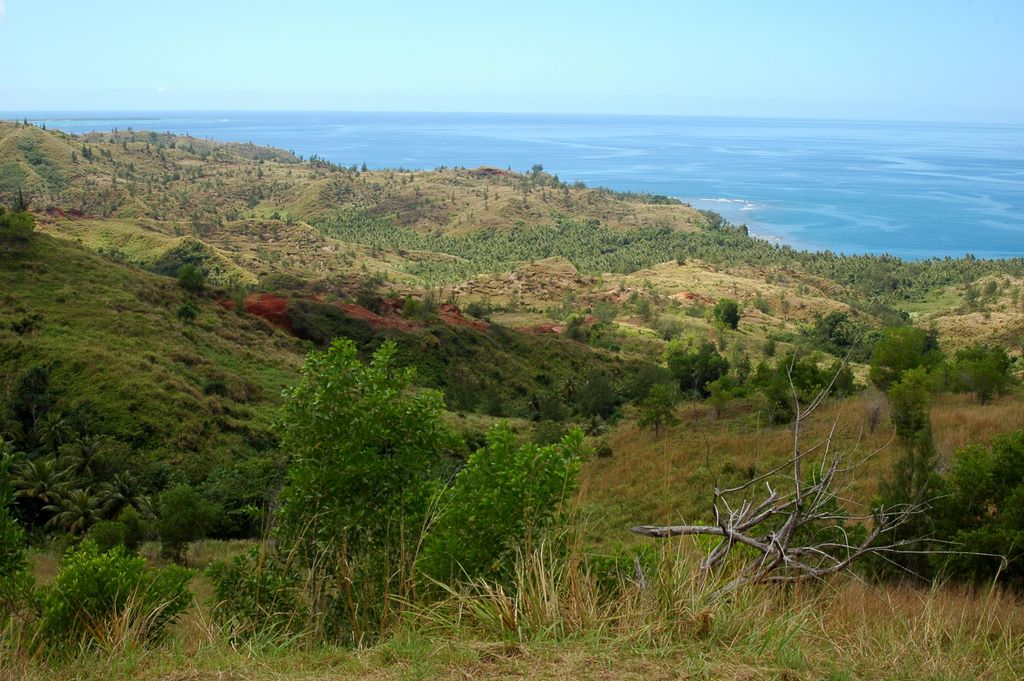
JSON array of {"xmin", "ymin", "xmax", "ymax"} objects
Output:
[
  {"xmin": 276, "ymin": 339, "xmax": 458, "ymax": 643},
  {"xmin": 176, "ymin": 302, "xmax": 198, "ymax": 322},
  {"xmin": 207, "ymin": 548, "xmax": 308, "ymax": 642},
  {"xmin": 156, "ymin": 484, "xmax": 219, "ymax": 563},
  {"xmin": 1, "ymin": 451, "xmax": 33, "ymax": 613},
  {"xmin": 933, "ymin": 431, "xmax": 1024, "ymax": 586},
  {"xmin": 868, "ymin": 327, "xmax": 940, "ymax": 390},
  {"xmin": 714, "ymin": 298, "xmax": 740, "ymax": 329},
  {"xmin": 86, "ymin": 520, "xmax": 128, "ymax": 553},
  {"xmin": 666, "ymin": 340, "xmax": 728, "ymax": 398},
  {"xmin": 40, "ymin": 542, "xmax": 192, "ymax": 647},
  {"xmin": 0, "ymin": 207, "xmax": 35, "ymax": 244},
  {"xmin": 176, "ymin": 264, "xmax": 205, "ymax": 293},
  {"xmin": 418, "ymin": 426, "xmax": 584, "ymax": 584}
]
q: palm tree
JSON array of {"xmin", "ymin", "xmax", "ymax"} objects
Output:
[
  {"xmin": 45, "ymin": 488, "xmax": 102, "ymax": 536},
  {"xmin": 97, "ymin": 472, "xmax": 149, "ymax": 519},
  {"xmin": 13, "ymin": 458, "xmax": 72, "ymax": 506},
  {"xmin": 35, "ymin": 411, "xmax": 75, "ymax": 455}
]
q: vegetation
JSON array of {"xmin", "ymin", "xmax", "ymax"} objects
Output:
[{"xmin": 1, "ymin": 123, "xmax": 1023, "ymax": 678}]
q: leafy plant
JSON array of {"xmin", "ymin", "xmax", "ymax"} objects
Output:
[
  {"xmin": 418, "ymin": 426, "xmax": 584, "ymax": 584},
  {"xmin": 40, "ymin": 542, "xmax": 192, "ymax": 649}
]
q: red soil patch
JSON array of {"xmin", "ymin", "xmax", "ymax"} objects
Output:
[
  {"xmin": 673, "ymin": 291, "xmax": 714, "ymax": 305},
  {"xmin": 243, "ymin": 293, "xmax": 294, "ymax": 333},
  {"xmin": 331, "ymin": 302, "xmax": 416, "ymax": 331},
  {"xmin": 437, "ymin": 304, "xmax": 489, "ymax": 331}
]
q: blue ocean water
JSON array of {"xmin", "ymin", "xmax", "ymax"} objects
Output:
[{"xmin": 14, "ymin": 111, "xmax": 1024, "ymax": 259}]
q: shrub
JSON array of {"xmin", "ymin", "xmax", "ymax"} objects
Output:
[
  {"xmin": 714, "ymin": 298, "xmax": 740, "ymax": 329},
  {"xmin": 0, "ymin": 207, "xmax": 35, "ymax": 244},
  {"xmin": 418, "ymin": 426, "xmax": 584, "ymax": 584},
  {"xmin": 176, "ymin": 264, "xmax": 205, "ymax": 293},
  {"xmin": 40, "ymin": 542, "xmax": 192, "ymax": 648},
  {"xmin": 156, "ymin": 484, "xmax": 219, "ymax": 563},
  {"xmin": 176, "ymin": 302, "xmax": 197, "ymax": 322},
  {"xmin": 666, "ymin": 340, "xmax": 729, "ymax": 398},
  {"xmin": 206, "ymin": 548, "xmax": 308, "ymax": 642},
  {"xmin": 275, "ymin": 339, "xmax": 458, "ymax": 643},
  {"xmin": 1, "ymin": 451, "xmax": 33, "ymax": 613},
  {"xmin": 86, "ymin": 520, "xmax": 128, "ymax": 553},
  {"xmin": 868, "ymin": 326, "xmax": 940, "ymax": 390}
]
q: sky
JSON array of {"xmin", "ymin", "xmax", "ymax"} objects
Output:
[{"xmin": 1, "ymin": 0, "xmax": 1022, "ymax": 122}]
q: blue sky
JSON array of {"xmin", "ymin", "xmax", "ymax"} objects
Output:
[{"xmin": 1, "ymin": 0, "xmax": 1021, "ymax": 122}]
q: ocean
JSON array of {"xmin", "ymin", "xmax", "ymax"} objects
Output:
[{"xmin": 14, "ymin": 111, "xmax": 1024, "ymax": 260}]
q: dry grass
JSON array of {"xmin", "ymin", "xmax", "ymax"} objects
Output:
[
  {"xmin": 580, "ymin": 392, "xmax": 1024, "ymax": 540},
  {"xmin": 9, "ymin": 536, "xmax": 1023, "ymax": 680}
]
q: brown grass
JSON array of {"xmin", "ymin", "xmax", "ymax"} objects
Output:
[{"xmin": 579, "ymin": 392, "xmax": 1024, "ymax": 539}]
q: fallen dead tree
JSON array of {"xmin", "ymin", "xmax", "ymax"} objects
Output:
[{"xmin": 631, "ymin": 357, "xmax": 926, "ymax": 597}]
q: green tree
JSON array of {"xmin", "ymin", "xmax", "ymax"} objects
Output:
[
  {"xmin": 666, "ymin": 340, "xmax": 729, "ymax": 398},
  {"xmin": 156, "ymin": 484, "xmax": 218, "ymax": 563},
  {"xmin": 713, "ymin": 298, "xmax": 740, "ymax": 330},
  {"xmin": 45, "ymin": 488, "xmax": 103, "ymax": 536},
  {"xmin": 868, "ymin": 327, "xmax": 940, "ymax": 390},
  {"xmin": 952, "ymin": 345, "xmax": 1013, "ymax": 404},
  {"xmin": 933, "ymin": 431, "xmax": 1024, "ymax": 586},
  {"xmin": 275, "ymin": 339, "xmax": 458, "ymax": 643},
  {"xmin": 0, "ymin": 449, "xmax": 33, "ymax": 613},
  {"xmin": 418, "ymin": 426, "xmax": 583, "ymax": 584},
  {"xmin": 0, "ymin": 207, "xmax": 35, "ymax": 244},
  {"xmin": 637, "ymin": 383, "xmax": 680, "ymax": 435},
  {"xmin": 176, "ymin": 264, "xmax": 205, "ymax": 293}
]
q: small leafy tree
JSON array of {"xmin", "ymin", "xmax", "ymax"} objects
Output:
[
  {"xmin": 952, "ymin": 345, "xmax": 1013, "ymax": 403},
  {"xmin": 713, "ymin": 298, "xmax": 740, "ymax": 330},
  {"xmin": 868, "ymin": 326, "xmax": 940, "ymax": 390},
  {"xmin": 275, "ymin": 339, "xmax": 458, "ymax": 644},
  {"xmin": 1, "ymin": 450, "xmax": 33, "ymax": 613},
  {"xmin": 418, "ymin": 426, "xmax": 584, "ymax": 584},
  {"xmin": 666, "ymin": 340, "xmax": 729, "ymax": 398},
  {"xmin": 637, "ymin": 383, "xmax": 680, "ymax": 435},
  {"xmin": 176, "ymin": 264, "xmax": 205, "ymax": 293},
  {"xmin": 156, "ymin": 484, "xmax": 218, "ymax": 563},
  {"xmin": 933, "ymin": 431, "xmax": 1024, "ymax": 586}
]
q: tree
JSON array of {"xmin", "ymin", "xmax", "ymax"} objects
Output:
[
  {"xmin": 575, "ymin": 368, "xmax": 620, "ymax": 419},
  {"xmin": 666, "ymin": 340, "xmax": 729, "ymax": 398},
  {"xmin": 275, "ymin": 339, "xmax": 458, "ymax": 643},
  {"xmin": 714, "ymin": 298, "xmax": 740, "ymax": 330},
  {"xmin": 0, "ymin": 207, "xmax": 35, "ymax": 245},
  {"xmin": 45, "ymin": 488, "xmax": 103, "ymax": 536},
  {"xmin": 13, "ymin": 458, "xmax": 71, "ymax": 527},
  {"xmin": 632, "ymin": 364, "xmax": 921, "ymax": 598},
  {"xmin": 868, "ymin": 327, "xmax": 940, "ymax": 390},
  {"xmin": 176, "ymin": 264, "xmax": 205, "ymax": 293},
  {"xmin": 934, "ymin": 431, "xmax": 1024, "ymax": 586},
  {"xmin": 0, "ymin": 449, "xmax": 32, "ymax": 612},
  {"xmin": 156, "ymin": 484, "xmax": 218, "ymax": 563},
  {"xmin": 638, "ymin": 383, "xmax": 680, "ymax": 436},
  {"xmin": 952, "ymin": 345, "xmax": 1013, "ymax": 404},
  {"xmin": 97, "ymin": 472, "xmax": 149, "ymax": 519},
  {"xmin": 418, "ymin": 426, "xmax": 583, "ymax": 584}
]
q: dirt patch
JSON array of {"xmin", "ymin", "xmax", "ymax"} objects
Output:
[
  {"xmin": 243, "ymin": 293, "xmax": 294, "ymax": 333},
  {"xmin": 331, "ymin": 302, "xmax": 417, "ymax": 331},
  {"xmin": 437, "ymin": 304, "xmax": 489, "ymax": 331}
]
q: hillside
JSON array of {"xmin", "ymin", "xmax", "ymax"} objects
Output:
[{"xmin": 3, "ymin": 121, "xmax": 1024, "ymax": 680}]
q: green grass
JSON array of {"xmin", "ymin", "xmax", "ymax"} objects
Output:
[{"xmin": 0, "ymin": 233, "xmax": 305, "ymax": 481}]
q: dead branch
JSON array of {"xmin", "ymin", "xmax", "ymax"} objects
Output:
[{"xmin": 631, "ymin": 353, "xmax": 928, "ymax": 596}]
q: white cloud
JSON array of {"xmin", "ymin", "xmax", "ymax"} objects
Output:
[
  {"xmin": 0, "ymin": 2, "xmax": 6, "ymax": 17},
  {"xmin": 157, "ymin": 85, "xmax": 168, "ymax": 92}
]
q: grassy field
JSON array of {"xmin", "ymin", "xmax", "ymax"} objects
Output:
[{"xmin": 9, "ymin": 534, "xmax": 1024, "ymax": 680}]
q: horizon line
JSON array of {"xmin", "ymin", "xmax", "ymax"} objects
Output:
[{"xmin": 2, "ymin": 109, "xmax": 1022, "ymax": 128}]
